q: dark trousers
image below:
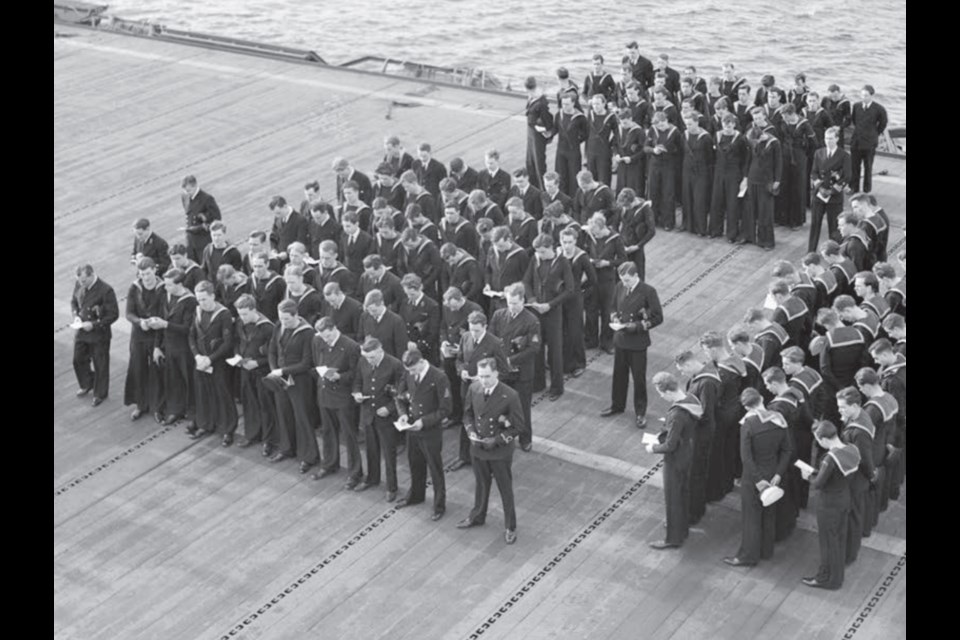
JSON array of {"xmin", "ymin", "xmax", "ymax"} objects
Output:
[
  {"xmin": 783, "ymin": 160, "xmax": 807, "ymax": 227},
  {"xmin": 794, "ymin": 428, "xmax": 814, "ymax": 509},
  {"xmin": 469, "ymin": 451, "xmax": 517, "ymax": 531},
  {"xmin": 74, "ymin": 339, "xmax": 110, "ymax": 400},
  {"xmin": 533, "ymin": 306, "xmax": 564, "ymax": 395},
  {"xmin": 562, "ymin": 296, "xmax": 587, "ymax": 372},
  {"xmin": 240, "ymin": 369, "xmax": 276, "ymax": 445},
  {"xmin": 663, "ymin": 455, "xmax": 690, "ymax": 545},
  {"xmin": 162, "ymin": 350, "xmax": 194, "ymax": 418},
  {"xmin": 406, "ymin": 432, "xmax": 445, "ymax": 513},
  {"xmin": 526, "ymin": 128, "xmax": 547, "ymax": 189},
  {"xmin": 774, "ymin": 474, "xmax": 798, "ymax": 542},
  {"xmin": 864, "ymin": 466, "xmax": 885, "ymax": 536},
  {"xmin": 443, "ymin": 357, "xmax": 464, "ymax": 422},
  {"xmin": 846, "ymin": 482, "xmax": 867, "ymax": 563},
  {"xmin": 588, "ymin": 151, "xmax": 613, "ymax": 187},
  {"xmin": 124, "ymin": 341, "xmax": 163, "ymax": 413},
  {"xmin": 319, "ymin": 404, "xmax": 360, "ymax": 477},
  {"xmin": 616, "ymin": 159, "xmax": 645, "ymax": 196},
  {"xmin": 186, "ymin": 231, "xmax": 211, "ymax": 265},
  {"xmin": 629, "ymin": 246, "xmax": 647, "ymax": 282},
  {"xmin": 808, "ymin": 198, "xmax": 842, "ymax": 252},
  {"xmin": 746, "ymin": 184, "xmax": 775, "ymax": 248},
  {"xmin": 736, "ymin": 482, "xmax": 776, "ymax": 563},
  {"xmin": 706, "ymin": 415, "xmax": 735, "ymax": 501},
  {"xmin": 681, "ymin": 168, "xmax": 712, "ymax": 235},
  {"xmin": 816, "ymin": 499, "xmax": 849, "ymax": 588},
  {"xmin": 584, "ymin": 277, "xmax": 615, "ymax": 350},
  {"xmin": 364, "ymin": 415, "xmax": 398, "ymax": 491},
  {"xmin": 193, "ymin": 364, "xmax": 238, "ymax": 435},
  {"xmin": 648, "ymin": 162, "xmax": 676, "ymax": 229},
  {"xmin": 510, "ymin": 378, "xmax": 534, "ymax": 446},
  {"xmin": 688, "ymin": 424, "xmax": 714, "ymax": 525},
  {"xmin": 610, "ymin": 347, "xmax": 648, "ymax": 417},
  {"xmin": 274, "ymin": 383, "xmax": 320, "ymax": 465},
  {"xmin": 711, "ymin": 172, "xmax": 742, "ymax": 240},
  {"xmin": 556, "ymin": 151, "xmax": 582, "ymax": 197},
  {"xmin": 850, "ymin": 146, "xmax": 876, "ymax": 193}
]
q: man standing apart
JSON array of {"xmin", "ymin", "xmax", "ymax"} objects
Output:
[{"xmin": 71, "ymin": 264, "xmax": 119, "ymax": 406}]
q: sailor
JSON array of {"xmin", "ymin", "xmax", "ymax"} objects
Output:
[
  {"xmin": 541, "ymin": 171, "xmax": 575, "ymax": 218},
  {"xmin": 616, "ymin": 188, "xmax": 656, "ymax": 281},
  {"xmin": 613, "ymin": 107, "xmax": 646, "ymax": 195},
  {"xmin": 853, "ymin": 271, "xmax": 890, "ymax": 323},
  {"xmin": 400, "ymin": 170, "xmax": 438, "ymax": 224},
  {"xmin": 808, "ymin": 127, "xmax": 850, "ymax": 252},
  {"xmin": 559, "ymin": 228, "xmax": 594, "ymax": 377},
  {"xmin": 646, "ymin": 372, "xmax": 700, "ymax": 550},
  {"xmin": 601, "ymin": 262, "xmax": 663, "ymax": 428},
  {"xmin": 281, "ymin": 243, "xmax": 314, "ymax": 296},
  {"xmin": 836, "ymin": 387, "xmax": 876, "ymax": 564},
  {"xmin": 869, "ymin": 339, "xmax": 906, "ymax": 500},
  {"xmin": 506, "ymin": 197, "xmax": 539, "ymax": 252},
  {"xmin": 801, "ymin": 252, "xmax": 840, "ymax": 311},
  {"xmin": 467, "ymin": 189, "xmax": 505, "ymax": 228},
  {"xmin": 742, "ymin": 307, "xmax": 788, "ymax": 372},
  {"xmin": 339, "ymin": 211, "xmax": 375, "ymax": 276},
  {"xmin": 394, "ymin": 348, "xmax": 452, "ymax": 520},
  {"xmin": 819, "ymin": 240, "xmax": 857, "ymax": 298},
  {"xmin": 581, "ymin": 212, "xmax": 625, "ymax": 353},
  {"xmin": 315, "ymin": 240, "xmax": 358, "ymax": 301},
  {"xmin": 621, "ymin": 80, "xmax": 651, "ymax": 130},
  {"xmin": 769, "ymin": 280, "xmax": 812, "ymax": 352},
  {"xmin": 168, "ymin": 244, "xmax": 205, "ymax": 300},
  {"xmin": 838, "ymin": 213, "xmax": 873, "ymax": 272},
  {"xmin": 332, "ymin": 157, "xmax": 373, "ymax": 206},
  {"xmin": 523, "ymin": 77, "xmax": 554, "ymax": 189},
  {"xmin": 352, "ymin": 336, "xmax": 405, "ymax": 501},
  {"xmin": 304, "ymin": 199, "xmax": 342, "ymax": 261},
  {"xmin": 554, "ymin": 66, "xmax": 582, "ymax": 112},
  {"xmin": 779, "ymin": 104, "xmax": 815, "ymax": 229},
  {"xmin": 358, "ymin": 289, "xmax": 409, "ymax": 360},
  {"xmin": 188, "ymin": 281, "xmax": 238, "ymax": 443},
  {"xmin": 585, "ymin": 94, "xmax": 618, "ymax": 187},
  {"xmin": 438, "ymin": 287, "xmax": 483, "ymax": 431},
  {"xmin": 573, "ymin": 170, "xmax": 617, "ymax": 227},
  {"xmin": 742, "ymin": 108, "xmax": 782, "ymax": 249},
  {"xmin": 440, "ymin": 243, "xmax": 484, "ymax": 305},
  {"xmin": 508, "ymin": 168, "xmax": 544, "ymax": 221},
  {"xmin": 243, "ymin": 231, "xmax": 282, "ymax": 276},
  {"xmin": 131, "ymin": 218, "xmax": 170, "ymax": 276},
  {"xmin": 780, "ymin": 346, "xmax": 823, "ymax": 508},
  {"xmin": 452, "ymin": 310, "xmax": 511, "ymax": 470},
  {"xmin": 155, "ymin": 268, "xmax": 197, "ymax": 428},
  {"xmin": 833, "ymin": 295, "xmax": 880, "ymax": 345},
  {"xmin": 523, "ymin": 234, "xmax": 575, "ymax": 401},
  {"xmin": 727, "ymin": 326, "xmax": 765, "ymax": 393},
  {"xmin": 448, "ymin": 157, "xmax": 479, "ymax": 195},
  {"xmin": 489, "ymin": 282, "xmax": 541, "ymax": 452},
  {"xmin": 457, "ymin": 358, "xmax": 525, "ymax": 544},
  {"xmin": 814, "ymin": 307, "xmax": 867, "ymax": 423},
  {"xmin": 732, "ymin": 84, "xmax": 754, "ymax": 133},
  {"xmin": 644, "ymin": 111, "xmax": 681, "ymax": 230},
  {"xmin": 439, "ymin": 177, "xmax": 471, "ymax": 221},
  {"xmin": 382, "ymin": 135, "xmax": 415, "ymax": 179},
  {"xmin": 675, "ymin": 351, "xmax": 721, "ymax": 526},
  {"xmin": 849, "ymin": 85, "xmax": 888, "ymax": 193},
  {"xmin": 711, "ymin": 113, "xmax": 748, "ymax": 242},
  {"xmin": 723, "ymin": 388, "xmax": 793, "ymax": 567},
  {"xmin": 439, "ymin": 204, "xmax": 480, "ymax": 259},
  {"xmin": 851, "ymin": 193, "xmax": 891, "ymax": 263},
  {"xmin": 281, "ymin": 265, "xmax": 323, "ymax": 327},
  {"xmin": 372, "ymin": 215, "xmax": 403, "ymax": 271},
  {"xmin": 763, "ymin": 367, "xmax": 804, "ymax": 540},
  {"xmin": 700, "ymin": 331, "xmax": 747, "ymax": 500},
  {"xmin": 340, "ymin": 181, "xmax": 374, "ymax": 233},
  {"xmin": 181, "ymin": 175, "xmax": 221, "ymax": 265},
  {"xmin": 720, "ymin": 63, "xmax": 748, "ymax": 103},
  {"xmin": 624, "ymin": 41, "xmax": 655, "ymax": 91},
  {"xmin": 650, "ymin": 86, "xmax": 681, "ymax": 127},
  {"xmin": 320, "ymin": 282, "xmax": 363, "ymax": 342},
  {"xmin": 124, "ymin": 258, "xmax": 166, "ymax": 423},
  {"xmin": 799, "ymin": 420, "xmax": 860, "ymax": 589},
  {"xmin": 821, "ymin": 85, "xmax": 852, "ymax": 147},
  {"xmin": 881, "ymin": 313, "xmax": 906, "ymax": 357},
  {"xmin": 404, "ymin": 203, "xmax": 443, "ymax": 245},
  {"xmin": 653, "ymin": 54, "xmax": 681, "ymax": 94},
  {"xmin": 398, "ymin": 273, "xmax": 441, "ymax": 365},
  {"xmin": 484, "ymin": 226, "xmax": 530, "ymax": 311},
  {"xmin": 477, "ymin": 149, "xmax": 512, "ymax": 211},
  {"xmin": 856, "ymin": 367, "xmax": 898, "ymax": 533},
  {"xmin": 583, "ymin": 53, "xmax": 618, "ymax": 105},
  {"xmin": 680, "ymin": 112, "xmax": 715, "ymax": 236},
  {"xmin": 803, "ymin": 92, "xmax": 834, "ymax": 152},
  {"xmin": 398, "ymin": 227, "xmax": 443, "ymax": 301},
  {"xmin": 412, "ymin": 142, "xmax": 448, "ymax": 197}
]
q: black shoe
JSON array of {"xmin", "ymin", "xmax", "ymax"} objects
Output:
[
  {"xmin": 311, "ymin": 467, "xmax": 337, "ymax": 480},
  {"xmin": 299, "ymin": 462, "xmax": 313, "ymax": 474},
  {"xmin": 76, "ymin": 387, "xmax": 92, "ymax": 398},
  {"xmin": 269, "ymin": 452, "xmax": 289, "ymax": 463},
  {"xmin": 727, "ymin": 237, "xmax": 736, "ymax": 244},
  {"xmin": 723, "ymin": 556, "xmax": 755, "ymax": 567},
  {"xmin": 548, "ymin": 391, "xmax": 562, "ymax": 401},
  {"xmin": 520, "ymin": 442, "xmax": 532, "ymax": 452},
  {"xmin": 395, "ymin": 497, "xmax": 414, "ymax": 509},
  {"xmin": 91, "ymin": 397, "xmax": 106, "ymax": 407},
  {"xmin": 154, "ymin": 412, "xmax": 165, "ymax": 424},
  {"xmin": 386, "ymin": 490, "xmax": 397, "ymax": 502},
  {"xmin": 354, "ymin": 481, "xmax": 377, "ymax": 492},
  {"xmin": 802, "ymin": 578, "xmax": 830, "ymax": 589},
  {"xmin": 344, "ymin": 478, "xmax": 359, "ymax": 490},
  {"xmin": 189, "ymin": 429, "xmax": 208, "ymax": 440},
  {"xmin": 649, "ymin": 540, "xmax": 680, "ymax": 550},
  {"xmin": 456, "ymin": 518, "xmax": 482, "ymax": 529},
  {"xmin": 735, "ymin": 238, "xmax": 748, "ymax": 245},
  {"xmin": 600, "ymin": 346, "xmax": 614, "ymax": 355},
  {"xmin": 221, "ymin": 434, "xmax": 234, "ymax": 447},
  {"xmin": 261, "ymin": 444, "xmax": 274, "ymax": 458},
  {"xmin": 636, "ymin": 415, "xmax": 647, "ymax": 429},
  {"xmin": 571, "ymin": 367, "xmax": 585, "ymax": 378},
  {"xmin": 431, "ymin": 511, "xmax": 444, "ymax": 521},
  {"xmin": 450, "ymin": 459, "xmax": 471, "ymax": 471},
  {"xmin": 162, "ymin": 414, "xmax": 182, "ymax": 426},
  {"xmin": 236, "ymin": 437, "xmax": 254, "ymax": 448},
  {"xmin": 600, "ymin": 407, "xmax": 624, "ymax": 417},
  {"xmin": 505, "ymin": 529, "xmax": 517, "ymax": 544},
  {"xmin": 130, "ymin": 409, "xmax": 144, "ymax": 422}
]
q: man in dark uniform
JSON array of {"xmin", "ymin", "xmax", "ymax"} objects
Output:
[
  {"xmin": 613, "ymin": 107, "xmax": 645, "ymax": 195},
  {"xmin": 559, "ymin": 227, "xmax": 594, "ymax": 377},
  {"xmin": 799, "ymin": 420, "xmax": 860, "ymax": 589},
  {"xmin": 743, "ymin": 307, "xmax": 789, "ymax": 371},
  {"xmin": 478, "ymin": 149, "xmax": 512, "ymax": 211},
  {"xmin": 509, "ymin": 169, "xmax": 544, "ymax": 221},
  {"xmin": 601, "ymin": 262, "xmax": 663, "ymax": 428},
  {"xmin": 820, "ymin": 240, "xmax": 857, "ymax": 298},
  {"xmin": 71, "ymin": 264, "xmax": 119, "ymax": 406},
  {"xmin": 439, "ymin": 204, "xmax": 479, "ymax": 258},
  {"xmin": 169, "ymin": 245, "xmax": 205, "ymax": 299},
  {"xmin": 306, "ymin": 200, "xmax": 342, "ymax": 259},
  {"xmin": 282, "ymin": 265, "xmax": 323, "ymax": 327},
  {"xmin": 352, "ymin": 337, "xmax": 404, "ymax": 500},
  {"xmin": 801, "ymin": 252, "xmax": 839, "ymax": 311},
  {"xmin": 310, "ymin": 317, "xmax": 362, "ymax": 486},
  {"xmin": 248, "ymin": 252, "xmax": 286, "ymax": 323},
  {"xmin": 452, "ymin": 310, "xmax": 511, "ymax": 469},
  {"xmin": 315, "ymin": 240, "xmax": 357, "ymax": 299},
  {"xmin": 360, "ymin": 254, "xmax": 405, "ymax": 312},
  {"xmin": 188, "ymin": 281, "xmax": 238, "ymax": 443},
  {"xmin": 358, "ymin": 290, "xmax": 408, "ymax": 360},
  {"xmin": 124, "ymin": 259, "xmax": 166, "ymax": 423},
  {"xmin": 814, "ymin": 307, "xmax": 868, "ymax": 423},
  {"xmin": 412, "ymin": 142, "xmax": 448, "ymax": 197},
  {"xmin": 733, "ymin": 84, "xmax": 754, "ymax": 132},
  {"xmin": 554, "ymin": 94, "xmax": 588, "ymax": 196},
  {"xmin": 675, "ymin": 351, "xmax": 721, "ymax": 526},
  {"xmin": 333, "ymin": 157, "xmax": 374, "ymax": 206},
  {"xmin": 680, "ymin": 113, "xmax": 715, "ymax": 236},
  {"xmin": 440, "ymin": 243, "xmax": 484, "ymax": 305},
  {"xmin": 808, "ymin": 127, "xmax": 851, "ymax": 252},
  {"xmin": 856, "ymin": 367, "xmax": 897, "ymax": 533},
  {"xmin": 644, "ymin": 111, "xmax": 681, "ymax": 230},
  {"xmin": 269, "ymin": 196, "xmax": 309, "ymax": 265},
  {"xmin": 181, "ymin": 175, "xmax": 221, "ymax": 265},
  {"xmin": 155, "ymin": 269, "xmax": 197, "ymax": 426},
  {"xmin": 490, "ymin": 282, "xmax": 541, "ymax": 453},
  {"xmin": 742, "ymin": 108, "xmax": 782, "ymax": 249},
  {"xmin": 723, "ymin": 389, "xmax": 793, "ymax": 567},
  {"xmin": 581, "ymin": 212, "xmax": 625, "ymax": 353},
  {"xmin": 781, "ymin": 346, "xmax": 824, "ymax": 508},
  {"xmin": 399, "ymin": 227, "xmax": 443, "ymax": 301},
  {"xmin": 524, "ymin": 77, "xmax": 554, "ymax": 189},
  {"xmin": 838, "ymin": 213, "xmax": 873, "ymax": 272},
  {"xmin": 131, "ymin": 218, "xmax": 170, "ymax": 275},
  {"xmin": 728, "ymin": 327, "xmax": 765, "ymax": 393},
  {"xmin": 852, "ymin": 193, "xmax": 890, "ymax": 263},
  {"xmin": 700, "ymin": 331, "xmax": 747, "ymax": 501},
  {"xmin": 572, "ymin": 170, "xmax": 617, "ymax": 226},
  {"xmin": 585, "ymin": 94, "xmax": 618, "ymax": 187},
  {"xmin": 339, "ymin": 212, "xmax": 375, "ymax": 275},
  {"xmin": 617, "ymin": 188, "xmax": 656, "ymax": 281},
  {"xmin": 711, "ymin": 114, "xmax": 748, "ymax": 242},
  {"xmin": 583, "ymin": 53, "xmax": 618, "ymax": 104},
  {"xmin": 382, "ymin": 135, "xmax": 415, "ymax": 178},
  {"xmin": 398, "ymin": 273, "xmax": 440, "ymax": 364},
  {"xmin": 395, "ymin": 349, "xmax": 452, "ymax": 519},
  {"xmin": 764, "ymin": 368, "xmax": 804, "ymax": 540},
  {"xmin": 523, "ymin": 234, "xmax": 575, "ymax": 400},
  {"xmin": 457, "ymin": 358, "xmax": 525, "ymax": 544},
  {"xmin": 849, "ymin": 85, "xmax": 888, "ymax": 193},
  {"xmin": 321, "ymin": 282, "xmax": 363, "ymax": 341},
  {"xmin": 439, "ymin": 287, "xmax": 483, "ymax": 430},
  {"xmin": 836, "ymin": 387, "xmax": 876, "ymax": 564},
  {"xmin": 646, "ymin": 372, "xmax": 701, "ymax": 549},
  {"xmin": 449, "ymin": 157, "xmax": 479, "ymax": 194},
  {"xmin": 233, "ymin": 294, "xmax": 276, "ymax": 453},
  {"xmin": 870, "ymin": 339, "xmax": 906, "ymax": 500},
  {"xmin": 625, "ymin": 41, "xmax": 655, "ymax": 91},
  {"xmin": 769, "ymin": 280, "xmax": 812, "ymax": 352},
  {"xmin": 266, "ymin": 299, "xmax": 318, "ymax": 472}
]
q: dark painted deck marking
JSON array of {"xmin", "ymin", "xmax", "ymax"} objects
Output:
[{"xmin": 841, "ymin": 551, "xmax": 906, "ymax": 639}]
